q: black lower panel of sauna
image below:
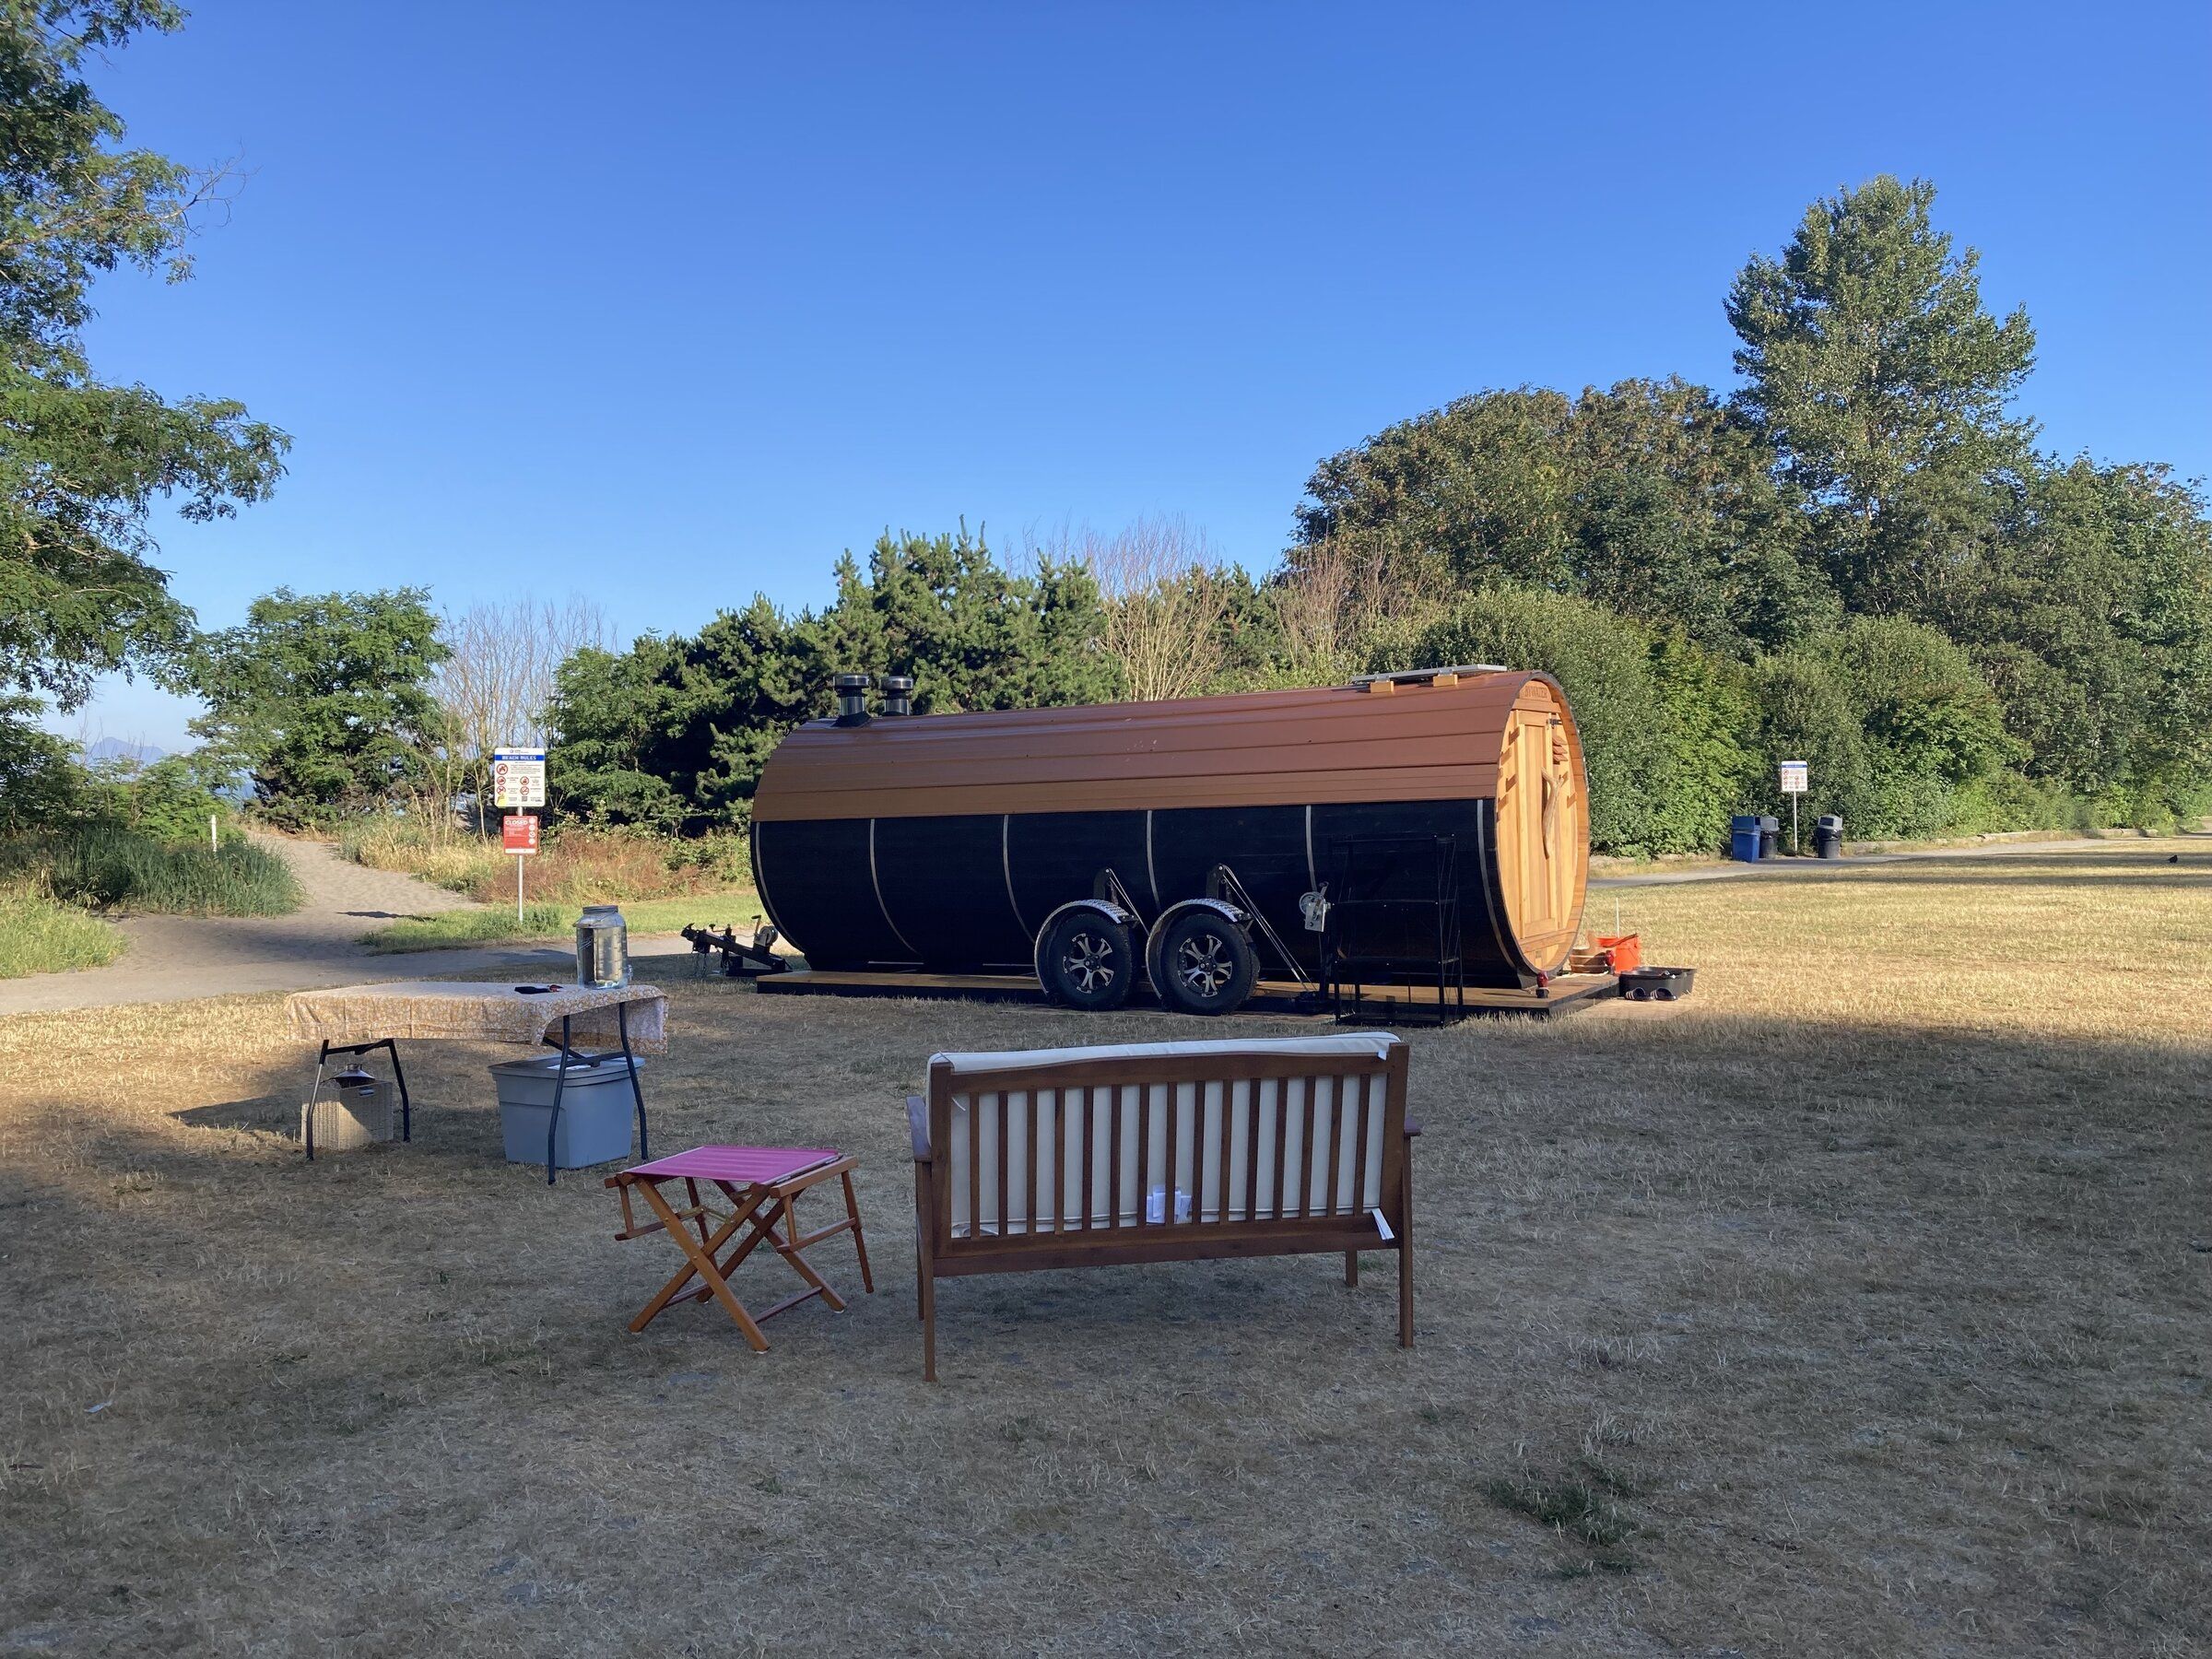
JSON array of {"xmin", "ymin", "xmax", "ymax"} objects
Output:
[
  {"xmin": 766, "ymin": 796, "xmax": 1527, "ymax": 984},
  {"xmin": 1312, "ymin": 799, "xmax": 1521, "ymax": 985},
  {"xmin": 754, "ymin": 818, "xmax": 912, "ymax": 970},
  {"xmin": 873, "ymin": 815, "xmax": 1031, "ymax": 971},
  {"xmin": 1005, "ymin": 811, "xmax": 1154, "ymax": 932},
  {"xmin": 1149, "ymin": 805, "xmax": 1319, "ymax": 974}
]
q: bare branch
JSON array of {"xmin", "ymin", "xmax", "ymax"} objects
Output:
[
  {"xmin": 429, "ymin": 594, "xmax": 610, "ymax": 828},
  {"xmin": 1044, "ymin": 516, "xmax": 1233, "ymax": 704}
]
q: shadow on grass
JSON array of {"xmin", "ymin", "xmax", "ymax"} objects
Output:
[{"xmin": 8, "ymin": 984, "xmax": 2210, "ymax": 1651}]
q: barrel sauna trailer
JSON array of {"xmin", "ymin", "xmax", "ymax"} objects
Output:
[{"xmin": 749, "ymin": 667, "xmax": 1590, "ymax": 1015}]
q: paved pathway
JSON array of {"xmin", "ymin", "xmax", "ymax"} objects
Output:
[
  {"xmin": 0, "ymin": 836, "xmax": 580, "ymax": 1016},
  {"xmin": 1589, "ymin": 833, "xmax": 2180, "ymax": 888}
]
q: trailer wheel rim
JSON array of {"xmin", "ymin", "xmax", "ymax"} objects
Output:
[
  {"xmin": 1176, "ymin": 931, "xmax": 1235, "ymax": 998},
  {"xmin": 1062, "ymin": 931, "xmax": 1118, "ymax": 994}
]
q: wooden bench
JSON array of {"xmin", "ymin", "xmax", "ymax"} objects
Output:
[{"xmin": 906, "ymin": 1033, "xmax": 1416, "ymax": 1379}]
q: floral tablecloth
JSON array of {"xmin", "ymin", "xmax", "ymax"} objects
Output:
[{"xmin": 285, "ymin": 980, "xmax": 669, "ymax": 1053}]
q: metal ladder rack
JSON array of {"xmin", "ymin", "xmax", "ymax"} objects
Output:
[{"xmin": 1323, "ymin": 833, "xmax": 1466, "ymax": 1027}]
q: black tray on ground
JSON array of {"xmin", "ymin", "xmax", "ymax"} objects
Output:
[{"xmin": 1619, "ymin": 966, "xmax": 1696, "ymax": 1002}]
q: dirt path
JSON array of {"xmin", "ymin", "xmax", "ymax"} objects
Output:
[{"xmin": 0, "ymin": 836, "xmax": 574, "ymax": 1015}]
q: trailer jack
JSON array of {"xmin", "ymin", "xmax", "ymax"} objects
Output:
[{"xmin": 681, "ymin": 920, "xmax": 790, "ymax": 977}]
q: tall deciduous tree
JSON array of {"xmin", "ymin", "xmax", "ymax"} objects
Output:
[
  {"xmin": 189, "ymin": 589, "xmax": 446, "ymax": 825},
  {"xmin": 1726, "ymin": 175, "xmax": 2035, "ymax": 609},
  {"xmin": 1968, "ymin": 459, "xmax": 2212, "ymax": 815},
  {"xmin": 1291, "ymin": 379, "xmax": 1826, "ymax": 653},
  {"xmin": 0, "ymin": 3, "xmax": 287, "ymax": 712}
]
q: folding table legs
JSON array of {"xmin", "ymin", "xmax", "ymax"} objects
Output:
[
  {"xmin": 618, "ymin": 1001, "xmax": 648, "ymax": 1160},
  {"xmin": 629, "ymin": 1179, "xmax": 780, "ymax": 1347},
  {"xmin": 541, "ymin": 1010, "xmax": 650, "ymax": 1184},
  {"xmin": 545, "ymin": 1015, "xmax": 571, "ymax": 1185}
]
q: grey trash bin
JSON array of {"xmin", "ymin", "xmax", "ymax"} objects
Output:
[
  {"xmin": 489, "ymin": 1053, "xmax": 642, "ymax": 1169},
  {"xmin": 1758, "ymin": 815, "xmax": 1781, "ymax": 859},
  {"xmin": 1813, "ymin": 814, "xmax": 1843, "ymax": 860}
]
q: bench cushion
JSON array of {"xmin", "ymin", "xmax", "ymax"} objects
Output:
[{"xmin": 931, "ymin": 1031, "xmax": 1399, "ymax": 1075}]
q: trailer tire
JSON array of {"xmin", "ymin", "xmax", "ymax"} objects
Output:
[
  {"xmin": 1037, "ymin": 909, "xmax": 1136, "ymax": 1011},
  {"xmin": 1151, "ymin": 908, "xmax": 1259, "ymax": 1016}
]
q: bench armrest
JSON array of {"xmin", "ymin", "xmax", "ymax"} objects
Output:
[{"xmin": 907, "ymin": 1094, "xmax": 931, "ymax": 1161}]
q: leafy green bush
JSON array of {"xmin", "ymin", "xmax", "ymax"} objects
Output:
[
  {"xmin": 1750, "ymin": 649, "xmax": 1878, "ymax": 831},
  {"xmin": 1408, "ymin": 589, "xmax": 1757, "ymax": 855},
  {"xmin": 0, "ymin": 827, "xmax": 300, "ymax": 916},
  {"xmin": 1411, "ymin": 589, "xmax": 1664, "ymax": 854},
  {"xmin": 0, "ymin": 888, "xmax": 125, "ymax": 978},
  {"xmin": 1750, "ymin": 618, "xmax": 2024, "ymax": 839},
  {"xmin": 0, "ymin": 706, "xmax": 86, "ymax": 836},
  {"xmin": 1398, "ymin": 594, "xmax": 2100, "ymax": 853},
  {"xmin": 1947, "ymin": 771, "xmax": 2098, "ymax": 835}
]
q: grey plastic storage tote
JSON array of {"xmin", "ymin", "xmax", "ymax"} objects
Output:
[{"xmin": 488, "ymin": 1053, "xmax": 643, "ymax": 1170}]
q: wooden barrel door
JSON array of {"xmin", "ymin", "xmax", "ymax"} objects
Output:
[{"xmin": 1492, "ymin": 688, "xmax": 1586, "ymax": 974}]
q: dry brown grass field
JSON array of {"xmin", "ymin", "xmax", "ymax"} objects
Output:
[{"xmin": 3, "ymin": 842, "xmax": 2207, "ymax": 1656}]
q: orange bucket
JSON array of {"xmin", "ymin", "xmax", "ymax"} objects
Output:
[{"xmin": 1594, "ymin": 934, "xmax": 1641, "ymax": 973}]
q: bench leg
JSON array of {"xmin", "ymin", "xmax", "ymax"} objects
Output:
[
  {"xmin": 920, "ymin": 1268, "xmax": 937, "ymax": 1382},
  {"xmin": 913, "ymin": 1158, "xmax": 938, "ymax": 1381},
  {"xmin": 912, "ymin": 1163, "xmax": 926, "ymax": 1320},
  {"xmin": 1397, "ymin": 1141, "xmax": 1416, "ymax": 1349},
  {"xmin": 1345, "ymin": 1251, "xmax": 1359, "ymax": 1288}
]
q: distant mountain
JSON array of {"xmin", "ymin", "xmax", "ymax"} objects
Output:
[{"xmin": 83, "ymin": 737, "xmax": 168, "ymax": 766}]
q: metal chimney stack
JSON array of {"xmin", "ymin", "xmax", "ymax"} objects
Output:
[
  {"xmin": 833, "ymin": 673, "xmax": 873, "ymax": 725},
  {"xmin": 881, "ymin": 675, "xmax": 914, "ymax": 716}
]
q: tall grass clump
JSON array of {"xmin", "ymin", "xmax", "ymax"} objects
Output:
[
  {"xmin": 341, "ymin": 816, "xmax": 750, "ymax": 906},
  {"xmin": 0, "ymin": 827, "xmax": 301, "ymax": 917},
  {"xmin": 340, "ymin": 816, "xmax": 506, "ymax": 893},
  {"xmin": 0, "ymin": 887, "xmax": 126, "ymax": 977}
]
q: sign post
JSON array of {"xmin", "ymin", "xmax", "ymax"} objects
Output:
[
  {"xmin": 502, "ymin": 812, "xmax": 539, "ymax": 922},
  {"xmin": 492, "ymin": 747, "xmax": 548, "ymax": 924},
  {"xmin": 1778, "ymin": 759, "xmax": 1809, "ymax": 854}
]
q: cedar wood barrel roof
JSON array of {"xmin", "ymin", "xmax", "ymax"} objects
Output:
[{"xmin": 751, "ymin": 670, "xmax": 1573, "ymax": 823}]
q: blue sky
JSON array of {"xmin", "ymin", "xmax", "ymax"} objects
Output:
[{"xmin": 50, "ymin": 0, "xmax": 2212, "ymax": 750}]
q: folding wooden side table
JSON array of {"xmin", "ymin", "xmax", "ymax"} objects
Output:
[{"xmin": 607, "ymin": 1146, "xmax": 873, "ymax": 1352}]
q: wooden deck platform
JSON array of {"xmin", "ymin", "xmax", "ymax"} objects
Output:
[{"xmin": 753, "ymin": 967, "xmax": 1620, "ymax": 1020}]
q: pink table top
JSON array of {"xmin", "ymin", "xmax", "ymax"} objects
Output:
[{"xmin": 623, "ymin": 1146, "xmax": 840, "ymax": 1187}]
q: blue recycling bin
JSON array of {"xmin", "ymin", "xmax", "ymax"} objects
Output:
[{"xmin": 1730, "ymin": 815, "xmax": 1763, "ymax": 862}]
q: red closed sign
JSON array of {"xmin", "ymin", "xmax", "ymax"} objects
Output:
[{"xmin": 502, "ymin": 814, "xmax": 539, "ymax": 855}]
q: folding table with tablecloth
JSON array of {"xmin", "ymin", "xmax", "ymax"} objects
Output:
[{"xmin": 283, "ymin": 980, "xmax": 669, "ymax": 1182}]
